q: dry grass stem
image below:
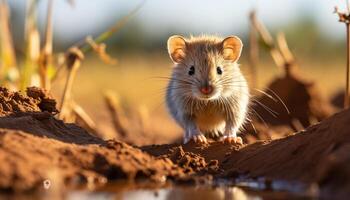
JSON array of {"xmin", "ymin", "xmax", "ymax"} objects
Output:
[
  {"xmin": 0, "ymin": 0, "xmax": 18, "ymax": 86},
  {"xmin": 104, "ymin": 91, "xmax": 127, "ymax": 138},
  {"xmin": 86, "ymin": 36, "xmax": 117, "ymax": 64},
  {"xmin": 276, "ymin": 32, "xmax": 296, "ymax": 75},
  {"xmin": 22, "ymin": 0, "xmax": 40, "ymax": 90},
  {"xmin": 251, "ymin": 13, "xmax": 297, "ymax": 77},
  {"xmin": 291, "ymin": 118, "xmax": 305, "ymax": 132},
  {"xmin": 72, "ymin": 101, "xmax": 99, "ymax": 136},
  {"xmin": 59, "ymin": 47, "xmax": 84, "ymax": 120},
  {"xmin": 251, "ymin": 13, "xmax": 284, "ymax": 69},
  {"xmin": 136, "ymin": 105, "xmax": 150, "ymax": 136},
  {"xmin": 39, "ymin": 0, "xmax": 54, "ymax": 90},
  {"xmin": 249, "ymin": 11, "xmax": 259, "ymax": 89},
  {"xmin": 334, "ymin": 6, "xmax": 350, "ymax": 109}
]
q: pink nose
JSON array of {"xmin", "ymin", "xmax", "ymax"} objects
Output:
[{"xmin": 200, "ymin": 85, "xmax": 213, "ymax": 95}]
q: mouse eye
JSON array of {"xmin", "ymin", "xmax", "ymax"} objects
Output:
[
  {"xmin": 188, "ymin": 66, "xmax": 195, "ymax": 76},
  {"xmin": 217, "ymin": 66, "xmax": 223, "ymax": 75}
]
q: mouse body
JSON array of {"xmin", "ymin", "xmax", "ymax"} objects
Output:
[{"xmin": 166, "ymin": 35, "xmax": 249, "ymax": 144}]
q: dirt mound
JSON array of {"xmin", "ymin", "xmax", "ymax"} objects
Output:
[
  {"xmin": 0, "ymin": 87, "xmax": 57, "ymax": 116},
  {"xmin": 331, "ymin": 90, "xmax": 345, "ymax": 109},
  {"xmin": 252, "ymin": 71, "xmax": 334, "ymax": 130},
  {"xmin": 0, "ymin": 112, "xmax": 104, "ymax": 145},
  {"xmin": 0, "ymin": 129, "xmax": 187, "ymax": 192},
  {"xmin": 221, "ymin": 109, "xmax": 350, "ymax": 182},
  {"xmin": 0, "ymin": 87, "xmax": 102, "ymax": 145},
  {"xmin": 144, "ymin": 109, "xmax": 350, "ymax": 198},
  {"xmin": 0, "ymin": 88, "xmax": 186, "ymax": 192}
]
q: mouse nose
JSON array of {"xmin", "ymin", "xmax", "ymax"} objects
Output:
[{"xmin": 200, "ymin": 85, "xmax": 213, "ymax": 95}]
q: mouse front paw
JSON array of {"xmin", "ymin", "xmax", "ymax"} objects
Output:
[
  {"xmin": 184, "ymin": 133, "xmax": 208, "ymax": 144},
  {"xmin": 220, "ymin": 135, "xmax": 243, "ymax": 145}
]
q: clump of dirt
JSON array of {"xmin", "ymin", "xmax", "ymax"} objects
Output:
[
  {"xmin": 167, "ymin": 146, "xmax": 219, "ymax": 174},
  {"xmin": 0, "ymin": 87, "xmax": 57, "ymax": 116},
  {"xmin": 252, "ymin": 70, "xmax": 334, "ymax": 130},
  {"xmin": 142, "ymin": 141, "xmax": 237, "ymax": 166}
]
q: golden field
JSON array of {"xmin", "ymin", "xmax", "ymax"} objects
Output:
[{"xmin": 50, "ymin": 53, "xmax": 346, "ymax": 142}]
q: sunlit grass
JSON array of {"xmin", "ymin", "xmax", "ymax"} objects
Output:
[
  {"xmin": 52, "ymin": 54, "xmax": 345, "ymax": 142},
  {"xmin": 69, "ymin": 54, "xmax": 344, "ymax": 110}
]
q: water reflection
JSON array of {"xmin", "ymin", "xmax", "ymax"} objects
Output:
[{"xmin": 67, "ymin": 187, "xmax": 261, "ymax": 200}]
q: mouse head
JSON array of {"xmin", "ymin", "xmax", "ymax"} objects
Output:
[{"xmin": 167, "ymin": 35, "xmax": 243, "ymax": 100}]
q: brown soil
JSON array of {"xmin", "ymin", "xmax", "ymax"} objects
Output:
[
  {"xmin": 0, "ymin": 87, "xmax": 349, "ymax": 198},
  {"xmin": 240, "ymin": 121, "xmax": 294, "ymax": 143},
  {"xmin": 144, "ymin": 109, "xmax": 350, "ymax": 198},
  {"xmin": 0, "ymin": 88, "xmax": 186, "ymax": 192}
]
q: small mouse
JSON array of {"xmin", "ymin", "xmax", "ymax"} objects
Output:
[{"xmin": 166, "ymin": 35, "xmax": 249, "ymax": 144}]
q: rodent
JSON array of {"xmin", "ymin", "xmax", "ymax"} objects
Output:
[{"xmin": 165, "ymin": 35, "xmax": 249, "ymax": 144}]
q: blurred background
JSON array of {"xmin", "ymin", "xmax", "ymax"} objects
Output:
[{"xmin": 3, "ymin": 0, "xmax": 349, "ymax": 143}]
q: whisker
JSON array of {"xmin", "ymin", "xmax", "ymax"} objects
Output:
[
  {"xmin": 249, "ymin": 108, "xmax": 269, "ymax": 129},
  {"xmin": 266, "ymin": 88, "xmax": 291, "ymax": 114},
  {"xmin": 254, "ymin": 88, "xmax": 278, "ymax": 102},
  {"xmin": 252, "ymin": 99, "xmax": 279, "ymax": 118},
  {"xmin": 244, "ymin": 118, "xmax": 258, "ymax": 135}
]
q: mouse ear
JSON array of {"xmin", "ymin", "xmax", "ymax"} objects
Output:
[
  {"xmin": 167, "ymin": 35, "xmax": 187, "ymax": 63},
  {"xmin": 221, "ymin": 36, "xmax": 243, "ymax": 62}
]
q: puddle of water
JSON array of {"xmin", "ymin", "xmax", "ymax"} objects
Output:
[
  {"xmin": 64, "ymin": 182, "xmax": 315, "ymax": 200},
  {"xmin": 67, "ymin": 186, "xmax": 263, "ymax": 200},
  {"xmin": 233, "ymin": 177, "xmax": 319, "ymax": 196},
  {"xmin": 0, "ymin": 179, "xmax": 317, "ymax": 200}
]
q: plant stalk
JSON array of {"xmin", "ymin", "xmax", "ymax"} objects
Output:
[
  {"xmin": 345, "ymin": 23, "xmax": 350, "ymax": 109},
  {"xmin": 249, "ymin": 11, "xmax": 258, "ymax": 89}
]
